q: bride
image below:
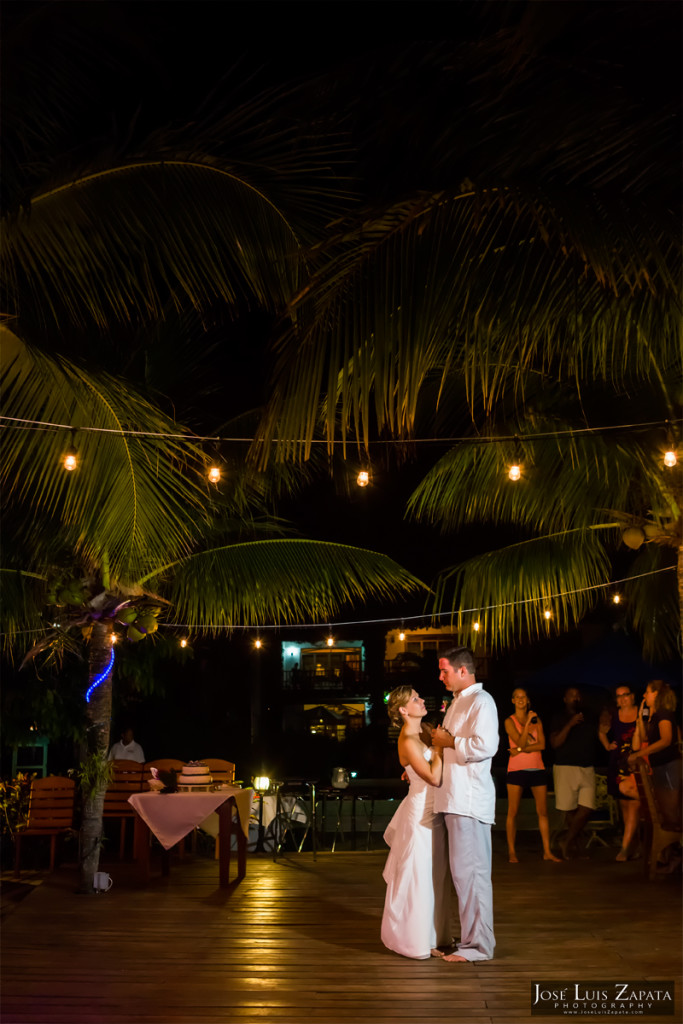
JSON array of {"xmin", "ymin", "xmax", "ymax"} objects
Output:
[{"xmin": 381, "ymin": 686, "xmax": 452, "ymax": 959}]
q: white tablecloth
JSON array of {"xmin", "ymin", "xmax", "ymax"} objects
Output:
[{"xmin": 128, "ymin": 787, "xmax": 253, "ymax": 850}]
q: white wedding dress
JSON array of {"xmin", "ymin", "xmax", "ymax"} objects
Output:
[{"xmin": 381, "ymin": 753, "xmax": 452, "ymax": 959}]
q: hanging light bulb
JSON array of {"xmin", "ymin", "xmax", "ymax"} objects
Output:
[
  {"xmin": 398, "ymin": 629, "xmax": 405, "ymax": 642},
  {"xmin": 357, "ymin": 470, "xmax": 370, "ymax": 488},
  {"xmin": 111, "ymin": 633, "xmax": 118, "ymax": 645},
  {"xmin": 508, "ymin": 436, "xmax": 522, "ymax": 481},
  {"xmin": 62, "ymin": 429, "xmax": 78, "ymax": 471},
  {"xmin": 473, "ymin": 621, "xmax": 480, "ymax": 632},
  {"xmin": 543, "ymin": 609, "xmax": 552, "ymax": 621},
  {"xmin": 326, "ymin": 633, "xmax": 335, "ymax": 647},
  {"xmin": 663, "ymin": 421, "xmax": 678, "ymax": 468},
  {"xmin": 208, "ymin": 465, "xmax": 221, "ymax": 484},
  {"xmin": 179, "ymin": 637, "xmax": 188, "ymax": 649},
  {"xmin": 612, "ymin": 593, "xmax": 621, "ymax": 605},
  {"xmin": 254, "ymin": 637, "xmax": 262, "ymax": 650}
]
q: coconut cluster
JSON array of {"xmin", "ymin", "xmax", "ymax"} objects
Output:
[
  {"xmin": 116, "ymin": 604, "xmax": 162, "ymax": 642},
  {"xmin": 46, "ymin": 576, "xmax": 89, "ymax": 607}
]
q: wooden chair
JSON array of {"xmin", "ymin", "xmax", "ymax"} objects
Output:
[
  {"xmin": 584, "ymin": 772, "xmax": 619, "ymax": 849},
  {"xmin": 634, "ymin": 761, "xmax": 683, "ymax": 880},
  {"xmin": 14, "ymin": 776, "xmax": 76, "ymax": 877},
  {"xmin": 103, "ymin": 759, "xmax": 144, "ymax": 859},
  {"xmin": 200, "ymin": 759, "xmax": 235, "ymax": 785},
  {"xmin": 196, "ymin": 760, "xmax": 236, "ymax": 858}
]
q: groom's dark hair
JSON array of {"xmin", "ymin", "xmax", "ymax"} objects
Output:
[{"xmin": 442, "ymin": 646, "xmax": 476, "ymax": 674}]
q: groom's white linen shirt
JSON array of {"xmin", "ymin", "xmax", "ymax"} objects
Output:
[{"xmin": 433, "ymin": 682, "xmax": 499, "ymax": 824}]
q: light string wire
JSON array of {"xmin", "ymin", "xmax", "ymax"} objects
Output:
[
  {"xmin": 1, "ymin": 415, "xmax": 680, "ymax": 446},
  {"xmin": 4, "ymin": 566, "xmax": 673, "ymax": 640}
]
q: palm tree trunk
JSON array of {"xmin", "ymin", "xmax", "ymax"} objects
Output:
[{"xmin": 78, "ymin": 618, "xmax": 113, "ymax": 893}]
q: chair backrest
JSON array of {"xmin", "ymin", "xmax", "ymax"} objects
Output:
[
  {"xmin": 103, "ymin": 759, "xmax": 144, "ymax": 815},
  {"xmin": 636, "ymin": 761, "xmax": 678, "ymax": 832},
  {"xmin": 26, "ymin": 776, "xmax": 76, "ymax": 831},
  {"xmin": 200, "ymin": 759, "xmax": 235, "ymax": 784},
  {"xmin": 142, "ymin": 759, "xmax": 184, "ymax": 781},
  {"xmin": 592, "ymin": 772, "xmax": 618, "ymax": 825}
]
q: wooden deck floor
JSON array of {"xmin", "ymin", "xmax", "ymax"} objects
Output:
[{"xmin": 2, "ymin": 834, "xmax": 681, "ymax": 1024}]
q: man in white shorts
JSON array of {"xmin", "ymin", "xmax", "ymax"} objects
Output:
[{"xmin": 549, "ymin": 687, "xmax": 598, "ymax": 859}]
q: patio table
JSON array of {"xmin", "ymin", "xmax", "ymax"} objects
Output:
[{"xmin": 128, "ymin": 787, "xmax": 253, "ymax": 887}]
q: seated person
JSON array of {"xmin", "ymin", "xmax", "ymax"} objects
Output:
[{"xmin": 108, "ymin": 725, "xmax": 145, "ymax": 762}]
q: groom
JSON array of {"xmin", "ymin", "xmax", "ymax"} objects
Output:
[{"xmin": 431, "ymin": 645, "xmax": 499, "ymax": 962}]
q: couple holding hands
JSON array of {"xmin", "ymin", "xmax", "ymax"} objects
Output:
[{"xmin": 381, "ymin": 646, "xmax": 499, "ymax": 962}]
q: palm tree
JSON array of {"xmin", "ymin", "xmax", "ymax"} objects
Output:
[
  {"xmin": 1, "ymin": 326, "xmax": 424, "ymax": 889},
  {"xmin": 251, "ymin": 6, "xmax": 681, "ymax": 656}
]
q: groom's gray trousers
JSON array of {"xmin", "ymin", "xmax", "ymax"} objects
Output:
[{"xmin": 444, "ymin": 813, "xmax": 495, "ymax": 961}]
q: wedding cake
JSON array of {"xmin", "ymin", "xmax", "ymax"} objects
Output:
[{"xmin": 177, "ymin": 762, "xmax": 213, "ymax": 788}]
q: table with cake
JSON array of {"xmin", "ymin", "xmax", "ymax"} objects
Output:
[{"xmin": 128, "ymin": 762, "xmax": 253, "ymax": 887}]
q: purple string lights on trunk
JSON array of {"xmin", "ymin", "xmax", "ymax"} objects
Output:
[{"xmin": 85, "ymin": 648, "xmax": 115, "ymax": 703}]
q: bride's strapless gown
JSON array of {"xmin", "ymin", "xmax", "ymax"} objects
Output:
[{"xmin": 381, "ymin": 760, "xmax": 451, "ymax": 959}]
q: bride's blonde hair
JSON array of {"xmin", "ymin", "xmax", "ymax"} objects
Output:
[{"xmin": 387, "ymin": 685, "xmax": 413, "ymax": 728}]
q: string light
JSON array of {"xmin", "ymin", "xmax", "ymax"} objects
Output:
[
  {"xmin": 62, "ymin": 429, "xmax": 79, "ymax": 472},
  {"xmin": 85, "ymin": 648, "xmax": 115, "ymax": 703},
  {"xmin": 208, "ymin": 465, "xmax": 221, "ymax": 484},
  {"xmin": 398, "ymin": 629, "xmax": 405, "ymax": 641},
  {"xmin": 254, "ymin": 637, "xmax": 262, "ymax": 649},
  {"xmin": 543, "ymin": 609, "xmax": 552, "ymax": 620},
  {"xmin": 5, "ymin": 414, "xmax": 678, "ymax": 446},
  {"xmin": 473, "ymin": 621, "xmax": 480, "ymax": 632},
  {"xmin": 357, "ymin": 470, "xmax": 370, "ymax": 487},
  {"xmin": 663, "ymin": 420, "xmax": 678, "ymax": 468},
  {"xmin": 326, "ymin": 630, "xmax": 335, "ymax": 647},
  {"xmin": 612, "ymin": 593, "xmax": 621, "ymax": 605},
  {"xmin": 179, "ymin": 637, "xmax": 189, "ymax": 648}
]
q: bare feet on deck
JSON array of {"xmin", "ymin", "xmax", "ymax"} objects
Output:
[
  {"xmin": 543, "ymin": 851, "xmax": 562, "ymax": 862},
  {"xmin": 508, "ymin": 853, "xmax": 519, "ymax": 863},
  {"xmin": 430, "ymin": 948, "xmax": 445, "ymax": 958},
  {"xmin": 442, "ymin": 953, "xmax": 469, "ymax": 963},
  {"xmin": 615, "ymin": 848, "xmax": 628, "ymax": 862}
]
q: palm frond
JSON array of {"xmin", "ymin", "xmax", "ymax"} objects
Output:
[
  {"xmin": 257, "ymin": 187, "xmax": 680, "ymax": 458},
  {"xmin": 0, "ymin": 568, "xmax": 49, "ymax": 654},
  {"xmin": 407, "ymin": 416, "xmax": 671, "ymax": 535},
  {"xmin": 141, "ymin": 539, "xmax": 426, "ymax": 631},
  {"xmin": 1, "ymin": 327, "xmax": 210, "ymax": 581},
  {"xmin": 622, "ymin": 545, "xmax": 680, "ymax": 661},
  {"xmin": 2, "ymin": 162, "xmax": 311, "ymax": 330},
  {"xmin": 432, "ymin": 528, "xmax": 614, "ymax": 653}
]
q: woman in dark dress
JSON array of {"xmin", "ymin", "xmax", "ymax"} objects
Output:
[
  {"xmin": 629, "ymin": 679, "xmax": 682, "ymax": 831},
  {"xmin": 598, "ymin": 685, "xmax": 639, "ymax": 861}
]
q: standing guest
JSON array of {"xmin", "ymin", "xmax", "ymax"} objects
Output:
[
  {"xmin": 107, "ymin": 725, "xmax": 145, "ymax": 762},
  {"xmin": 628, "ymin": 679, "xmax": 682, "ymax": 831},
  {"xmin": 504, "ymin": 689, "xmax": 561, "ymax": 863},
  {"xmin": 598, "ymin": 685, "xmax": 640, "ymax": 861},
  {"xmin": 431, "ymin": 646, "xmax": 499, "ymax": 963},
  {"xmin": 381, "ymin": 687, "xmax": 451, "ymax": 960},
  {"xmin": 550, "ymin": 687, "xmax": 599, "ymax": 860}
]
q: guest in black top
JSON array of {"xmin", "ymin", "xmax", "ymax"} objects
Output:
[{"xmin": 629, "ymin": 679, "xmax": 682, "ymax": 830}]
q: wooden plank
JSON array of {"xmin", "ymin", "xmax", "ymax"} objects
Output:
[{"xmin": 1, "ymin": 834, "xmax": 681, "ymax": 1024}]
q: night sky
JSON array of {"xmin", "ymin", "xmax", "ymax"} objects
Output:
[{"xmin": 2, "ymin": 1, "xmax": 680, "ymax": 778}]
